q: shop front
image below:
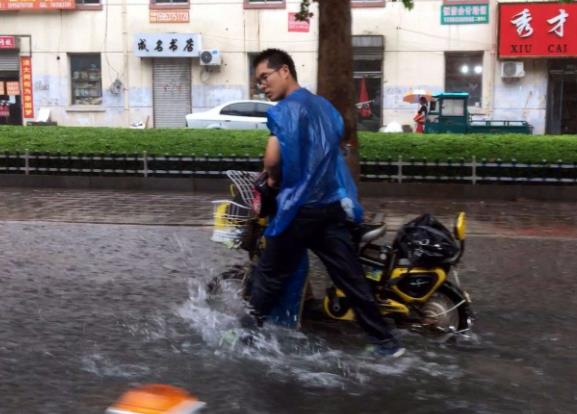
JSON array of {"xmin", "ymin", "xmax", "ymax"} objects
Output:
[
  {"xmin": 499, "ymin": 2, "xmax": 577, "ymax": 134},
  {"xmin": 0, "ymin": 36, "xmax": 22, "ymax": 125},
  {"xmin": 134, "ymin": 33, "xmax": 201, "ymax": 128}
]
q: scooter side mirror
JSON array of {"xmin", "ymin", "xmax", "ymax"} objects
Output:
[{"xmin": 454, "ymin": 212, "xmax": 466, "ymax": 241}]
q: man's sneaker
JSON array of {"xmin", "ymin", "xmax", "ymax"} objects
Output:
[{"xmin": 366, "ymin": 340, "xmax": 406, "ymax": 358}]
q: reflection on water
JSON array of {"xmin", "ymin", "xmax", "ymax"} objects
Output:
[{"xmin": 0, "ymin": 220, "xmax": 575, "ymax": 413}]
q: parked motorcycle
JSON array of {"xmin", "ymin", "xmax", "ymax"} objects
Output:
[{"xmin": 210, "ymin": 170, "xmax": 474, "ymax": 337}]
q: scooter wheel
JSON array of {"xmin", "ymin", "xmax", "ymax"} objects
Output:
[
  {"xmin": 419, "ymin": 287, "xmax": 470, "ymax": 332},
  {"xmin": 323, "ymin": 292, "xmax": 352, "ymax": 319}
]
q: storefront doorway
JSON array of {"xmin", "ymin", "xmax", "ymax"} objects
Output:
[
  {"xmin": 152, "ymin": 58, "xmax": 192, "ymax": 128},
  {"xmin": 547, "ymin": 60, "xmax": 577, "ymax": 134},
  {"xmin": 353, "ymin": 35, "xmax": 383, "ymax": 132},
  {"xmin": 0, "ymin": 52, "xmax": 22, "ymax": 125}
]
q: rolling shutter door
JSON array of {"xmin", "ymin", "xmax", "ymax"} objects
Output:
[
  {"xmin": 0, "ymin": 53, "xmax": 19, "ymax": 72},
  {"xmin": 153, "ymin": 59, "xmax": 192, "ymax": 128},
  {"xmin": 352, "ymin": 35, "xmax": 384, "ymax": 61}
]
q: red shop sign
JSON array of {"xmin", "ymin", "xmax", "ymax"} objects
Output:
[
  {"xmin": 499, "ymin": 2, "xmax": 577, "ymax": 58},
  {"xmin": 20, "ymin": 56, "xmax": 34, "ymax": 119},
  {"xmin": 0, "ymin": 36, "xmax": 16, "ymax": 49},
  {"xmin": 288, "ymin": 12, "xmax": 310, "ymax": 33}
]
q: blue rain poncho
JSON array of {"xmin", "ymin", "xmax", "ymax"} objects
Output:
[{"xmin": 265, "ymin": 88, "xmax": 363, "ymax": 237}]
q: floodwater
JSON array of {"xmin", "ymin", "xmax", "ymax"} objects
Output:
[{"xmin": 0, "ymin": 191, "xmax": 576, "ymax": 414}]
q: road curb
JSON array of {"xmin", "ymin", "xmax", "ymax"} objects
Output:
[{"xmin": 1, "ymin": 174, "xmax": 577, "ymax": 201}]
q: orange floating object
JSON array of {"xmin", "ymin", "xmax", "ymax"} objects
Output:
[{"xmin": 106, "ymin": 384, "xmax": 205, "ymax": 414}]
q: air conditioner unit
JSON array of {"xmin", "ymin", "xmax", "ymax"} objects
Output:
[
  {"xmin": 200, "ymin": 49, "xmax": 222, "ymax": 66},
  {"xmin": 501, "ymin": 61, "xmax": 525, "ymax": 78}
]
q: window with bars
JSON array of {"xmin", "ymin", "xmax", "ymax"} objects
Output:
[
  {"xmin": 70, "ymin": 54, "xmax": 102, "ymax": 106},
  {"xmin": 75, "ymin": 0, "xmax": 101, "ymax": 4}
]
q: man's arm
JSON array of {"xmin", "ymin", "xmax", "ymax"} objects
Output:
[{"xmin": 263, "ymin": 135, "xmax": 281, "ymax": 188}]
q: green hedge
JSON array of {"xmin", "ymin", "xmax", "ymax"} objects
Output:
[
  {"xmin": 0, "ymin": 126, "xmax": 268, "ymax": 156},
  {"xmin": 359, "ymin": 132, "xmax": 577, "ymax": 163},
  {"xmin": 1, "ymin": 125, "xmax": 576, "ymax": 163}
]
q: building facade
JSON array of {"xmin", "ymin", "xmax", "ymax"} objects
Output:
[{"xmin": 0, "ymin": 0, "xmax": 575, "ymax": 134}]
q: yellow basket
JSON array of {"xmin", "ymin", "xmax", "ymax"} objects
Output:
[{"xmin": 211, "ymin": 200, "xmax": 252, "ymax": 246}]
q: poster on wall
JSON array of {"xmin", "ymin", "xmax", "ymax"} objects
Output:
[
  {"xmin": 441, "ymin": 4, "xmax": 489, "ymax": 25},
  {"xmin": 150, "ymin": 9, "xmax": 189, "ymax": 23},
  {"xmin": 20, "ymin": 57, "xmax": 34, "ymax": 119},
  {"xmin": 288, "ymin": 12, "xmax": 310, "ymax": 32},
  {"xmin": 0, "ymin": 0, "xmax": 75, "ymax": 10},
  {"xmin": 6, "ymin": 81, "xmax": 20, "ymax": 96},
  {"xmin": 499, "ymin": 2, "xmax": 577, "ymax": 58}
]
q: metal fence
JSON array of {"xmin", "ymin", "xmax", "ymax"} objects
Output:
[
  {"xmin": 361, "ymin": 156, "xmax": 577, "ymax": 184},
  {"xmin": 1, "ymin": 152, "xmax": 576, "ymax": 184}
]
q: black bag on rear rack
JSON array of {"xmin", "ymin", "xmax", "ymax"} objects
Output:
[{"xmin": 393, "ymin": 213, "xmax": 459, "ymax": 267}]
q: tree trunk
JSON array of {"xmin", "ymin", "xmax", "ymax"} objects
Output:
[{"xmin": 317, "ymin": 0, "xmax": 360, "ymax": 180}]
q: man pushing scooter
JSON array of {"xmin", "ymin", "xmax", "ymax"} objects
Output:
[{"xmin": 239, "ymin": 48, "xmax": 405, "ymax": 358}]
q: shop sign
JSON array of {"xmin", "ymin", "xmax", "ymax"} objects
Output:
[
  {"xmin": 20, "ymin": 56, "xmax": 34, "ymax": 119},
  {"xmin": 0, "ymin": 81, "xmax": 4, "ymax": 95},
  {"xmin": 499, "ymin": 3, "xmax": 577, "ymax": 58},
  {"xmin": 0, "ymin": 36, "xmax": 16, "ymax": 49},
  {"xmin": 441, "ymin": 4, "xmax": 489, "ymax": 25},
  {"xmin": 6, "ymin": 81, "xmax": 20, "ymax": 95},
  {"xmin": 0, "ymin": 0, "xmax": 75, "ymax": 10},
  {"xmin": 288, "ymin": 12, "xmax": 310, "ymax": 32},
  {"xmin": 133, "ymin": 33, "xmax": 201, "ymax": 58},
  {"xmin": 150, "ymin": 9, "xmax": 189, "ymax": 23}
]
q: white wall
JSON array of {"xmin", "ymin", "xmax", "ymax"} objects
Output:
[{"xmin": 492, "ymin": 60, "xmax": 548, "ymax": 134}]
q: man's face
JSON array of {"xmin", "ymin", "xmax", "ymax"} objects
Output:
[{"xmin": 255, "ymin": 61, "xmax": 289, "ymax": 101}]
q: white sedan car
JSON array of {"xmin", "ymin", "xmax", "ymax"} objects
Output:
[{"xmin": 185, "ymin": 100, "xmax": 276, "ymax": 129}]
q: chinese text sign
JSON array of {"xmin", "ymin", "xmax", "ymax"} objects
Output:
[{"xmin": 499, "ymin": 2, "xmax": 577, "ymax": 58}]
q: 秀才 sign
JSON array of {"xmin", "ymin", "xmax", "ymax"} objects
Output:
[{"xmin": 499, "ymin": 2, "xmax": 577, "ymax": 58}]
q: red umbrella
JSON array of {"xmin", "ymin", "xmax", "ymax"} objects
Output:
[{"xmin": 357, "ymin": 78, "xmax": 372, "ymax": 119}]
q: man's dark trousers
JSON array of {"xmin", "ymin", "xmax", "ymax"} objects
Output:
[{"xmin": 249, "ymin": 202, "xmax": 396, "ymax": 343}]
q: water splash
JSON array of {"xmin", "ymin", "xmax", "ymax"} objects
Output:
[
  {"xmin": 176, "ymin": 269, "xmax": 464, "ymax": 389},
  {"xmin": 81, "ymin": 353, "xmax": 151, "ymax": 378}
]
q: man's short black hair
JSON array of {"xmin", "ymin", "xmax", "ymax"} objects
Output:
[{"xmin": 253, "ymin": 48, "xmax": 298, "ymax": 81}]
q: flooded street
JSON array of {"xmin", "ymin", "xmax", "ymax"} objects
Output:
[{"xmin": 0, "ymin": 188, "xmax": 576, "ymax": 413}]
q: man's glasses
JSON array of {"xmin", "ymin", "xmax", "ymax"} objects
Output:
[{"xmin": 256, "ymin": 68, "xmax": 281, "ymax": 89}]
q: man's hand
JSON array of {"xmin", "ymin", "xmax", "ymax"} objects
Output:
[{"xmin": 264, "ymin": 135, "xmax": 281, "ymax": 188}]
